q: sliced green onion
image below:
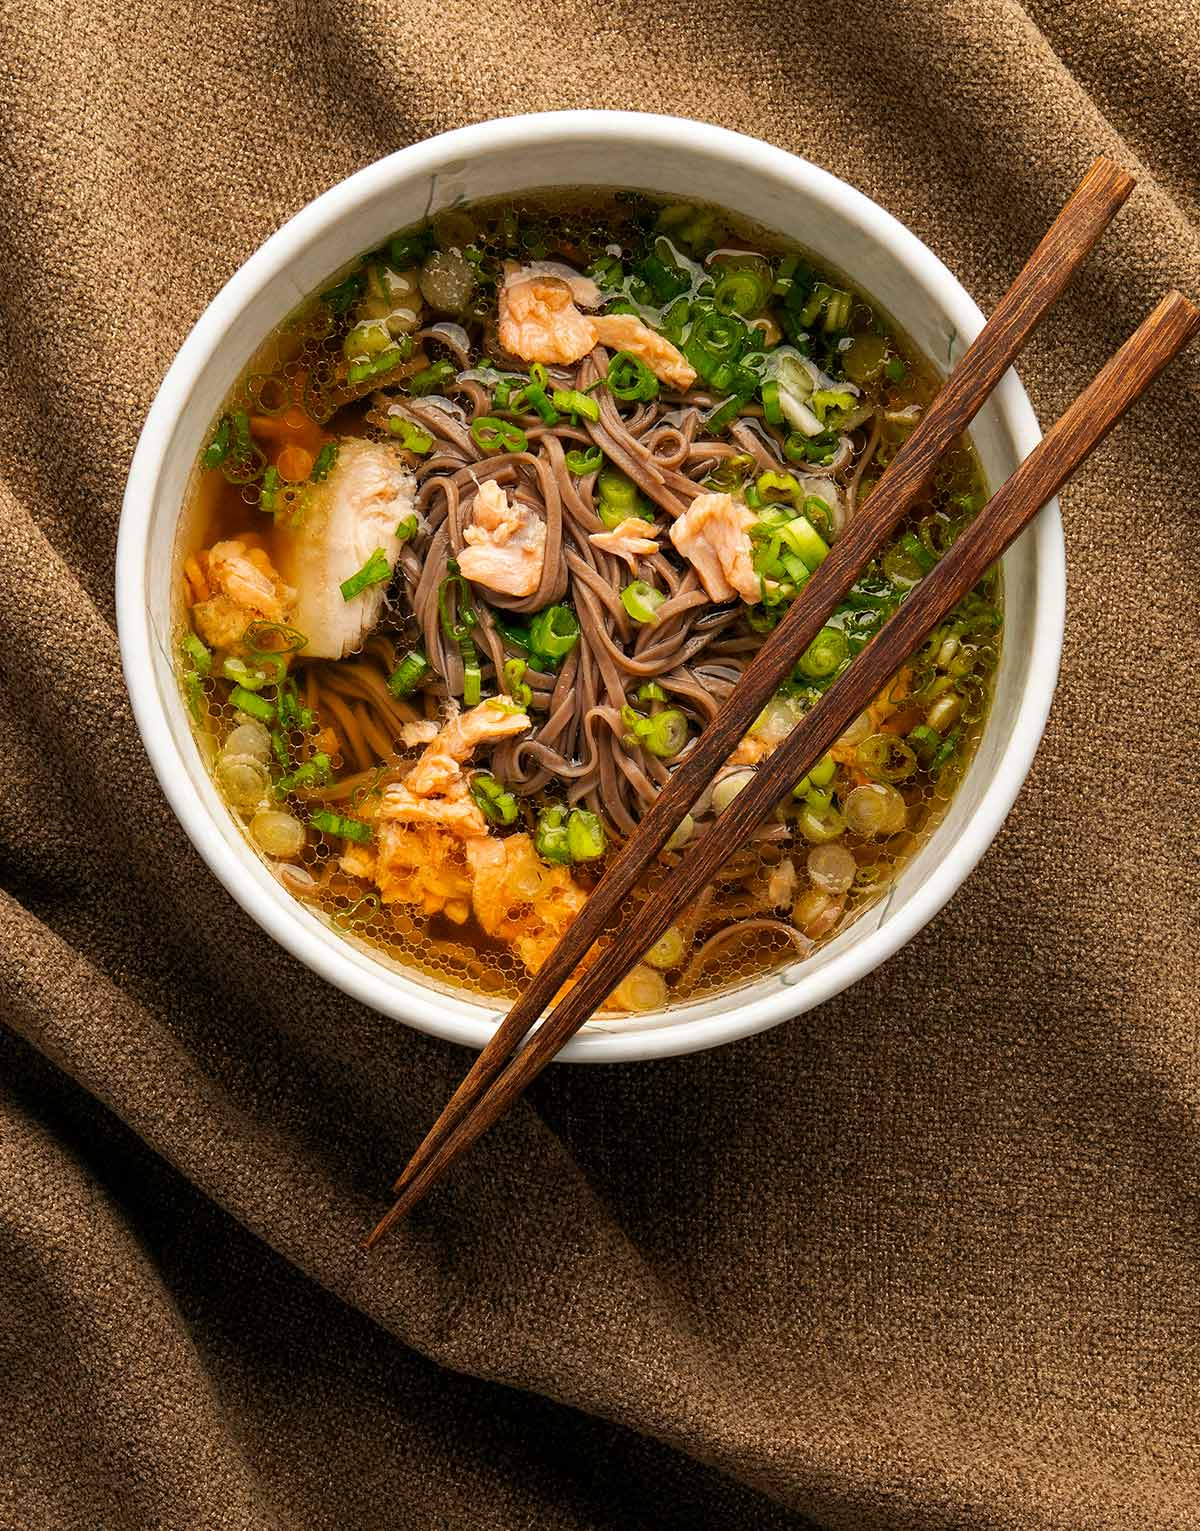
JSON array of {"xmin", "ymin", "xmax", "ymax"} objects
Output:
[
  {"xmin": 529, "ymin": 604, "xmax": 580, "ymax": 661},
  {"xmin": 621, "ymin": 580, "xmax": 666, "ymax": 625},
  {"xmin": 598, "ymin": 498, "xmax": 654, "ymax": 530},
  {"xmin": 700, "ymin": 392, "xmax": 752, "ymax": 435},
  {"xmin": 394, "ymin": 514, "xmax": 418, "ymax": 543},
  {"xmin": 276, "ymin": 678, "xmax": 298, "ymax": 731},
  {"xmin": 221, "ymin": 655, "xmax": 283, "ymax": 691},
  {"xmin": 244, "ymin": 621, "xmax": 308, "ymax": 657},
  {"xmin": 587, "ymin": 253, "xmax": 625, "ymax": 290},
  {"xmin": 258, "ymin": 464, "xmax": 281, "ymax": 515},
  {"xmin": 321, "ymin": 270, "xmax": 364, "ymax": 314},
  {"xmin": 470, "ymin": 416, "xmax": 527, "ymax": 453},
  {"xmin": 597, "ymin": 467, "xmax": 638, "ymax": 512},
  {"xmin": 503, "ymin": 657, "xmax": 533, "ymax": 707},
  {"xmin": 469, "ymin": 773, "xmax": 519, "ymax": 826},
  {"xmin": 276, "ymin": 753, "xmax": 333, "ymax": 794},
  {"xmin": 181, "ymin": 632, "xmax": 212, "ymax": 675},
  {"xmin": 461, "ymin": 639, "xmax": 482, "ymax": 706},
  {"xmin": 606, "ymin": 351, "xmax": 660, "ymax": 402},
  {"xmin": 745, "ymin": 603, "xmax": 779, "ymax": 634},
  {"xmin": 535, "ymin": 804, "xmax": 572, "ymax": 865},
  {"xmin": 229, "ymin": 685, "xmax": 275, "ymax": 723},
  {"xmin": 638, "ymin": 707, "xmax": 689, "ymax": 758},
  {"xmin": 784, "ymin": 430, "xmax": 839, "ymax": 466},
  {"xmin": 761, "ymin": 379, "xmax": 784, "ymax": 426},
  {"xmin": 495, "ymin": 616, "xmax": 531, "ymax": 652},
  {"xmin": 778, "ymin": 515, "xmax": 829, "ymax": 571},
  {"xmin": 388, "ymin": 416, "xmax": 435, "ymax": 453},
  {"xmin": 638, "ymin": 681, "xmax": 667, "ymax": 703},
  {"xmin": 796, "ymin": 626, "xmax": 848, "ymax": 680},
  {"xmin": 491, "ymin": 374, "xmax": 519, "ymax": 410},
  {"xmin": 811, "ymin": 387, "xmax": 857, "ymax": 425},
  {"xmin": 565, "ymin": 446, "xmax": 603, "ymax": 475},
  {"xmin": 645, "ymin": 925, "xmax": 686, "ymax": 968},
  {"xmin": 438, "ymin": 560, "xmax": 478, "ymax": 642},
  {"xmin": 551, "ymin": 388, "xmax": 601, "ymax": 422},
  {"xmin": 931, "ymin": 728, "xmax": 962, "ymax": 773},
  {"xmin": 202, "ymin": 416, "xmax": 231, "ymax": 469},
  {"xmin": 856, "ymin": 732, "xmax": 917, "ymax": 782},
  {"xmin": 310, "ymin": 442, "xmax": 340, "ymax": 481},
  {"xmin": 899, "ymin": 530, "xmax": 936, "ymax": 574},
  {"xmin": 221, "ymin": 410, "xmax": 266, "ymax": 485},
  {"xmin": 808, "ymin": 751, "xmax": 836, "ymax": 789},
  {"xmin": 566, "ymin": 808, "xmax": 607, "ymax": 861},
  {"xmin": 347, "ymin": 344, "xmax": 412, "ymax": 385},
  {"xmin": 798, "ymin": 282, "xmax": 852, "ymax": 332},
  {"xmin": 339, "ymin": 547, "xmax": 391, "ymax": 601},
  {"xmin": 406, "ymin": 359, "xmax": 456, "ymax": 397},
  {"xmin": 686, "ymin": 310, "xmax": 747, "ymax": 375},
  {"xmin": 387, "ymin": 649, "xmax": 429, "ymax": 697},
  {"xmin": 884, "ymin": 355, "xmax": 907, "ymax": 382},
  {"xmin": 713, "ymin": 266, "xmax": 770, "ymax": 316},
  {"xmin": 757, "ymin": 470, "xmax": 802, "ymax": 505},
  {"xmin": 308, "ymin": 808, "xmax": 372, "ymax": 844},
  {"xmin": 907, "ymin": 722, "xmax": 942, "ymax": 765},
  {"xmin": 512, "ymin": 363, "xmax": 560, "ymax": 423},
  {"xmin": 386, "ymin": 229, "xmax": 433, "ymax": 267}
]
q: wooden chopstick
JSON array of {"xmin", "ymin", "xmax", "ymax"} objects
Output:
[
  {"xmin": 366, "ymin": 288, "xmax": 1200, "ymax": 1244},
  {"xmin": 363, "ymin": 157, "xmax": 1137, "ymax": 1247}
]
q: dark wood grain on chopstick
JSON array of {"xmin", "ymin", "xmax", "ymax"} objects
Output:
[
  {"xmin": 364, "ymin": 290, "xmax": 1200, "ymax": 1244},
  {"xmin": 364, "ymin": 157, "xmax": 1135, "ymax": 1246}
]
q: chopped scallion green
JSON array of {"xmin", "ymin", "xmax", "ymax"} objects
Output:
[
  {"xmin": 387, "ymin": 649, "xmax": 429, "ymax": 697},
  {"xmin": 339, "ymin": 547, "xmax": 392, "ymax": 601},
  {"xmin": 529, "ymin": 604, "xmax": 580, "ymax": 663},
  {"xmin": 470, "ymin": 416, "xmax": 527, "ymax": 453},
  {"xmin": 181, "ymin": 632, "xmax": 212, "ymax": 675},
  {"xmin": 388, "ymin": 416, "xmax": 434, "ymax": 454},
  {"xmin": 621, "ymin": 580, "xmax": 666, "ymax": 625},
  {"xmin": 469, "ymin": 773, "xmax": 519, "ymax": 826},
  {"xmin": 565, "ymin": 446, "xmax": 603, "ymax": 475},
  {"xmin": 229, "ymin": 685, "xmax": 275, "ymax": 723},
  {"xmin": 308, "ymin": 808, "xmax": 372, "ymax": 844}
]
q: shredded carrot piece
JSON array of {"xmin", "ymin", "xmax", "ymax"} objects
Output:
[
  {"xmin": 881, "ymin": 706, "xmax": 923, "ymax": 735},
  {"xmin": 250, "ymin": 404, "xmax": 326, "ymax": 455},
  {"xmin": 183, "ymin": 555, "xmax": 209, "ymax": 604},
  {"xmin": 276, "ymin": 444, "xmax": 315, "ymax": 482}
]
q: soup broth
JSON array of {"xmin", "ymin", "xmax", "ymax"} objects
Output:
[{"xmin": 176, "ymin": 191, "xmax": 1000, "ymax": 1013}]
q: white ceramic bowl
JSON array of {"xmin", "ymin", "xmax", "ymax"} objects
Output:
[{"xmin": 117, "ymin": 111, "xmax": 1064, "ymax": 1062}]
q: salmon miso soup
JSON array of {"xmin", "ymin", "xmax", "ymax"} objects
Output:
[{"xmin": 176, "ymin": 192, "xmax": 1001, "ymax": 1011}]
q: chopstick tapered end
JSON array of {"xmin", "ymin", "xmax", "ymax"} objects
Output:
[{"xmin": 363, "ymin": 1197, "xmax": 407, "ymax": 1250}]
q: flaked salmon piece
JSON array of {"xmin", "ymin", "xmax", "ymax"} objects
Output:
[
  {"xmin": 369, "ymin": 821, "xmax": 475, "ymax": 921},
  {"xmin": 399, "ymin": 719, "xmax": 440, "ymax": 747},
  {"xmin": 466, "ymin": 833, "xmax": 587, "ymax": 974},
  {"xmin": 498, "ymin": 264, "xmax": 597, "ymax": 365},
  {"xmin": 830, "ymin": 668, "xmax": 913, "ymax": 764},
  {"xmin": 273, "ymin": 438, "xmax": 415, "ymax": 660},
  {"xmin": 728, "ymin": 734, "xmax": 771, "ymax": 766},
  {"xmin": 591, "ymin": 313, "xmax": 697, "ymax": 390},
  {"xmin": 588, "ymin": 517, "xmax": 660, "ymax": 571},
  {"xmin": 457, "ymin": 479, "xmax": 547, "ymax": 597},
  {"xmin": 515, "ymin": 261, "xmax": 602, "ymax": 309},
  {"xmin": 380, "ymin": 699, "xmax": 531, "ymax": 838},
  {"xmin": 191, "ymin": 537, "xmax": 297, "ymax": 652},
  {"xmin": 340, "ymin": 842, "xmax": 376, "ymax": 881},
  {"xmin": 669, "ymin": 491, "xmax": 760, "ymax": 604},
  {"xmin": 384, "ymin": 780, "xmax": 490, "ymax": 838}
]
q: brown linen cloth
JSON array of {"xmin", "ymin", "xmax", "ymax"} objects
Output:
[{"xmin": 2, "ymin": 0, "xmax": 1198, "ymax": 1526}]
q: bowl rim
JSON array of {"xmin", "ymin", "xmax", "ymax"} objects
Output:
[{"xmin": 116, "ymin": 110, "xmax": 1065, "ymax": 1063}]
